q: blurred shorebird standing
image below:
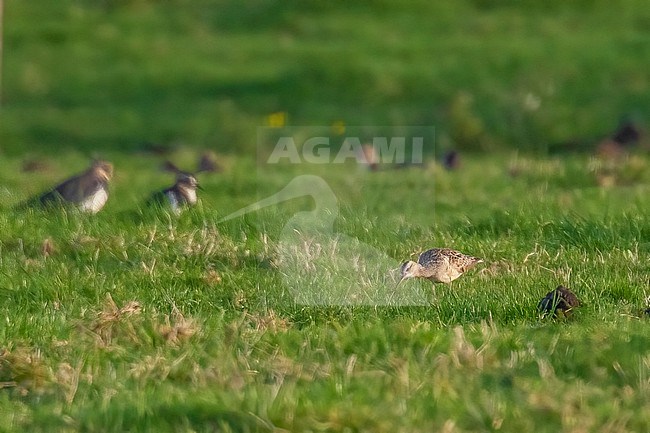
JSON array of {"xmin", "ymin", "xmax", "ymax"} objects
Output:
[
  {"xmin": 196, "ymin": 150, "xmax": 223, "ymax": 173},
  {"xmin": 22, "ymin": 160, "xmax": 114, "ymax": 214},
  {"xmin": 147, "ymin": 161, "xmax": 202, "ymax": 215},
  {"xmin": 442, "ymin": 150, "xmax": 460, "ymax": 170},
  {"xmin": 397, "ymin": 248, "xmax": 483, "ymax": 287}
]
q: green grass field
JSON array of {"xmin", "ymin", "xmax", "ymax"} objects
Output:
[
  {"xmin": 1, "ymin": 151, "xmax": 649, "ymax": 432},
  {"xmin": 1, "ymin": 1, "xmax": 650, "ymax": 432}
]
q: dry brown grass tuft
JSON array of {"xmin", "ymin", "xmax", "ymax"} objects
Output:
[
  {"xmin": 54, "ymin": 361, "xmax": 83, "ymax": 404},
  {"xmin": 202, "ymin": 268, "xmax": 222, "ymax": 285},
  {"xmin": 449, "ymin": 326, "xmax": 484, "ymax": 369},
  {"xmin": 41, "ymin": 237, "xmax": 55, "ymax": 257},
  {"xmin": 72, "ymin": 234, "xmax": 99, "ymax": 249},
  {"xmin": 157, "ymin": 306, "xmax": 200, "ymax": 345},
  {"xmin": 246, "ymin": 309, "xmax": 292, "ymax": 333},
  {"xmin": 0, "ymin": 346, "xmax": 49, "ymax": 395},
  {"xmin": 88, "ymin": 293, "xmax": 143, "ymax": 346},
  {"xmin": 82, "ymin": 295, "xmax": 202, "ymax": 349}
]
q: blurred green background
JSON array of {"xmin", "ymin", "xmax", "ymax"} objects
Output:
[{"xmin": 0, "ymin": 0, "xmax": 648, "ymax": 156}]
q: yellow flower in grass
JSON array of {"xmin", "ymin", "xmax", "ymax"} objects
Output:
[
  {"xmin": 266, "ymin": 111, "xmax": 287, "ymax": 128},
  {"xmin": 331, "ymin": 120, "xmax": 346, "ymax": 135}
]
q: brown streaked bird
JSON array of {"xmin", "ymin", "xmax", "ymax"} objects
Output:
[
  {"xmin": 538, "ymin": 285, "xmax": 581, "ymax": 318},
  {"xmin": 397, "ymin": 248, "xmax": 483, "ymax": 286},
  {"xmin": 25, "ymin": 160, "xmax": 113, "ymax": 214},
  {"xmin": 147, "ymin": 161, "xmax": 201, "ymax": 215}
]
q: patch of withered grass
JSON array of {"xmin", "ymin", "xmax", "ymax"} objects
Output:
[
  {"xmin": 81, "ymin": 294, "xmax": 201, "ymax": 349},
  {"xmin": 157, "ymin": 306, "xmax": 200, "ymax": 345},
  {"xmin": 0, "ymin": 346, "xmax": 49, "ymax": 396},
  {"xmin": 245, "ymin": 309, "xmax": 292, "ymax": 334},
  {"xmin": 86, "ymin": 293, "xmax": 143, "ymax": 347}
]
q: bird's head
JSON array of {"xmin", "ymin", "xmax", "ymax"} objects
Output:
[
  {"xmin": 465, "ymin": 256, "xmax": 484, "ymax": 270},
  {"xmin": 162, "ymin": 161, "xmax": 201, "ymax": 191},
  {"xmin": 177, "ymin": 172, "xmax": 200, "ymax": 190},
  {"xmin": 92, "ymin": 160, "xmax": 114, "ymax": 182},
  {"xmin": 396, "ymin": 260, "xmax": 419, "ymax": 286}
]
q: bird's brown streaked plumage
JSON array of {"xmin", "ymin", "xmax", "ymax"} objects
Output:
[
  {"xmin": 397, "ymin": 248, "xmax": 483, "ymax": 286},
  {"xmin": 30, "ymin": 160, "xmax": 113, "ymax": 214}
]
